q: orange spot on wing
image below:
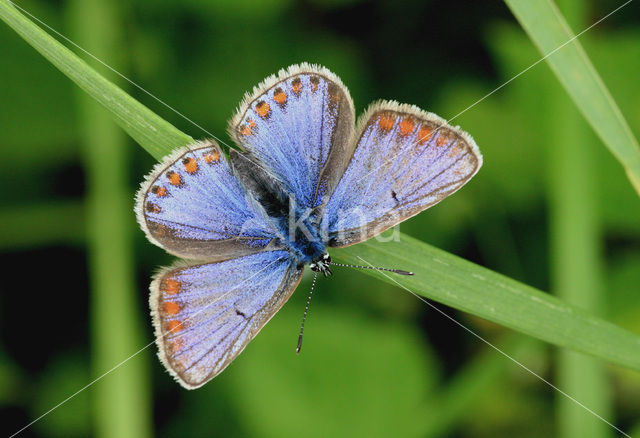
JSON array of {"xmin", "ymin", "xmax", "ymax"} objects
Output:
[
  {"xmin": 256, "ymin": 101, "xmax": 270, "ymax": 118},
  {"xmin": 291, "ymin": 78, "xmax": 302, "ymax": 95},
  {"xmin": 163, "ymin": 301, "xmax": 181, "ymax": 315},
  {"xmin": 417, "ymin": 126, "xmax": 433, "ymax": 144},
  {"xmin": 399, "ymin": 118, "xmax": 415, "ymax": 136},
  {"xmin": 436, "ymin": 135, "xmax": 449, "ymax": 147},
  {"xmin": 166, "ymin": 320, "xmax": 183, "ymax": 333},
  {"xmin": 167, "ymin": 171, "xmax": 182, "ymax": 186},
  {"xmin": 273, "ymin": 88, "xmax": 287, "ymax": 105},
  {"xmin": 240, "ymin": 120, "xmax": 257, "ymax": 136},
  {"xmin": 164, "ymin": 278, "xmax": 181, "ymax": 294},
  {"xmin": 183, "ymin": 157, "xmax": 198, "ymax": 174},
  {"xmin": 203, "ymin": 149, "xmax": 220, "ymax": 163},
  {"xmin": 378, "ymin": 114, "xmax": 395, "ymax": 132},
  {"xmin": 146, "ymin": 202, "xmax": 161, "ymax": 213},
  {"xmin": 152, "ymin": 185, "xmax": 167, "ymax": 197}
]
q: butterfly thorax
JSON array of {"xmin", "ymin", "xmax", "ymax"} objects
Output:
[
  {"xmin": 266, "ymin": 196, "xmax": 327, "ymax": 265},
  {"xmin": 281, "ymin": 210, "xmax": 327, "ymax": 265},
  {"xmin": 230, "ymin": 149, "xmax": 327, "ymax": 266}
]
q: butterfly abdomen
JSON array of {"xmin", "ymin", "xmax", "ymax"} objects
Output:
[{"xmin": 267, "ymin": 203, "xmax": 326, "ymax": 264}]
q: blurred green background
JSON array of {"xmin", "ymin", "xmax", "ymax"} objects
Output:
[{"xmin": 1, "ymin": 0, "xmax": 639, "ymax": 437}]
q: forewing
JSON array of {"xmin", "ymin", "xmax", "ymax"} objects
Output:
[
  {"xmin": 136, "ymin": 140, "xmax": 279, "ymax": 260},
  {"xmin": 324, "ymin": 101, "xmax": 482, "ymax": 246},
  {"xmin": 151, "ymin": 251, "xmax": 302, "ymax": 389},
  {"xmin": 229, "ymin": 63, "xmax": 355, "ymax": 210}
]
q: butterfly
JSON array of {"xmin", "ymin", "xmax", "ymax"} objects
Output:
[{"xmin": 136, "ymin": 63, "xmax": 482, "ymax": 389}]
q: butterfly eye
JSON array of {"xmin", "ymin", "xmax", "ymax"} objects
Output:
[
  {"xmin": 309, "ymin": 263, "xmax": 318, "ymax": 271},
  {"xmin": 322, "ymin": 254, "xmax": 331, "ymax": 263}
]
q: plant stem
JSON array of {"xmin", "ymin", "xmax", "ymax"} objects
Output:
[
  {"xmin": 548, "ymin": 2, "xmax": 611, "ymax": 436},
  {"xmin": 67, "ymin": 0, "xmax": 151, "ymax": 437}
]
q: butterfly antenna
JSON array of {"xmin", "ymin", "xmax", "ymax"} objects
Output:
[
  {"xmin": 296, "ymin": 271, "xmax": 319, "ymax": 354},
  {"xmin": 329, "ymin": 262, "xmax": 414, "ymax": 276}
]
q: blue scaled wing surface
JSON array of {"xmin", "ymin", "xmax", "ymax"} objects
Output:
[
  {"xmin": 136, "ymin": 140, "xmax": 279, "ymax": 260},
  {"xmin": 228, "ymin": 63, "xmax": 355, "ymax": 210},
  {"xmin": 324, "ymin": 101, "xmax": 483, "ymax": 247},
  {"xmin": 151, "ymin": 251, "xmax": 303, "ymax": 389}
]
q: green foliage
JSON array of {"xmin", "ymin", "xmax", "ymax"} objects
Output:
[
  {"xmin": 3, "ymin": 0, "xmax": 639, "ymax": 371},
  {"xmin": 0, "ymin": 1, "xmax": 192, "ymax": 159},
  {"xmin": 229, "ymin": 305, "xmax": 439, "ymax": 438},
  {"xmin": 67, "ymin": 0, "xmax": 152, "ymax": 436},
  {"xmin": 31, "ymin": 355, "xmax": 90, "ymax": 438},
  {"xmin": 1, "ymin": 0, "xmax": 639, "ymax": 437}
]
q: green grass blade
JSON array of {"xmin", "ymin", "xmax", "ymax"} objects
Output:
[
  {"xmin": 3, "ymin": 0, "xmax": 640, "ymax": 374},
  {"xmin": 333, "ymin": 234, "xmax": 640, "ymax": 372},
  {"xmin": 549, "ymin": 75, "xmax": 612, "ymax": 438},
  {"xmin": 0, "ymin": 0, "xmax": 191, "ymax": 159},
  {"xmin": 504, "ymin": 0, "xmax": 640, "ymax": 195},
  {"xmin": 550, "ymin": 96, "xmax": 612, "ymax": 437},
  {"xmin": 67, "ymin": 0, "xmax": 152, "ymax": 436},
  {"xmin": 548, "ymin": 3, "xmax": 611, "ymax": 436}
]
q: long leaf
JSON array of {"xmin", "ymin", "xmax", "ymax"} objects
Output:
[
  {"xmin": 504, "ymin": 0, "xmax": 640, "ymax": 196},
  {"xmin": 2, "ymin": 0, "xmax": 640, "ymax": 372},
  {"xmin": 333, "ymin": 235, "xmax": 640, "ymax": 372}
]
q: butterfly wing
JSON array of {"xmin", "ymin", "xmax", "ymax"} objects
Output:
[
  {"xmin": 228, "ymin": 63, "xmax": 355, "ymax": 210},
  {"xmin": 324, "ymin": 101, "xmax": 482, "ymax": 246},
  {"xmin": 136, "ymin": 140, "xmax": 280, "ymax": 260},
  {"xmin": 151, "ymin": 250, "xmax": 303, "ymax": 389}
]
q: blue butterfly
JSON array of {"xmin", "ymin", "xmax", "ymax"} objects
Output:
[{"xmin": 136, "ymin": 63, "xmax": 482, "ymax": 388}]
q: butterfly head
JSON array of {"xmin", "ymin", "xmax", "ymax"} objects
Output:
[{"xmin": 309, "ymin": 253, "xmax": 332, "ymax": 277}]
